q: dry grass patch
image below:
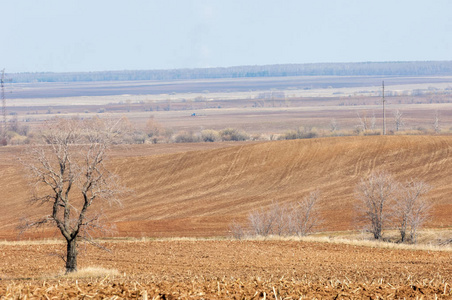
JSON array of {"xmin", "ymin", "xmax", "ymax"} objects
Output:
[
  {"xmin": 236, "ymin": 229, "xmax": 452, "ymax": 252},
  {"xmin": 61, "ymin": 267, "xmax": 121, "ymax": 278},
  {"xmin": 0, "ymin": 239, "xmax": 64, "ymax": 246}
]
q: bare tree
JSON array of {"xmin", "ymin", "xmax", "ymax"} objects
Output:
[
  {"xmin": 288, "ymin": 191, "xmax": 322, "ymax": 236},
  {"xmin": 330, "ymin": 118, "xmax": 338, "ymax": 132},
  {"xmin": 247, "ymin": 193, "xmax": 322, "ymax": 238},
  {"xmin": 393, "ymin": 109, "xmax": 404, "ymax": 132},
  {"xmin": 433, "ymin": 111, "xmax": 440, "ymax": 133},
  {"xmin": 394, "ymin": 180, "xmax": 432, "ymax": 243},
  {"xmin": 228, "ymin": 220, "xmax": 245, "ymax": 240},
  {"xmin": 370, "ymin": 112, "xmax": 377, "ymax": 131},
  {"xmin": 248, "ymin": 201, "xmax": 290, "ymax": 237},
  {"xmin": 355, "ymin": 171, "xmax": 398, "ymax": 240},
  {"xmin": 270, "ymin": 202, "xmax": 289, "ymax": 236},
  {"xmin": 145, "ymin": 115, "xmax": 164, "ymax": 143},
  {"xmin": 20, "ymin": 117, "xmax": 126, "ymax": 273},
  {"xmin": 356, "ymin": 111, "xmax": 370, "ymax": 132},
  {"xmin": 248, "ymin": 206, "xmax": 276, "ymax": 236}
]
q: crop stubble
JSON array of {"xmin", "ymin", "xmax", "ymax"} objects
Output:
[{"xmin": 1, "ymin": 240, "xmax": 451, "ymax": 298}]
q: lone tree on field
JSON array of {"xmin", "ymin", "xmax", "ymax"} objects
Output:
[
  {"xmin": 355, "ymin": 171, "xmax": 397, "ymax": 240},
  {"xmin": 20, "ymin": 117, "xmax": 126, "ymax": 273}
]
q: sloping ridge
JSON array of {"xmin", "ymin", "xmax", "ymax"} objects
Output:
[
  {"xmin": 111, "ymin": 135, "xmax": 452, "ymax": 237},
  {"xmin": 1, "ymin": 135, "xmax": 452, "ymax": 238}
]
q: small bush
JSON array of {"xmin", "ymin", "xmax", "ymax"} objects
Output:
[
  {"xmin": 174, "ymin": 131, "xmax": 201, "ymax": 143},
  {"xmin": 363, "ymin": 130, "xmax": 381, "ymax": 136},
  {"xmin": 278, "ymin": 127, "xmax": 318, "ymax": 140},
  {"xmin": 229, "ymin": 221, "xmax": 246, "ymax": 240},
  {"xmin": 220, "ymin": 128, "xmax": 249, "ymax": 141},
  {"xmin": 279, "ymin": 130, "xmax": 298, "ymax": 140},
  {"xmin": 8, "ymin": 134, "xmax": 29, "ymax": 145},
  {"xmin": 234, "ymin": 192, "xmax": 322, "ymax": 239},
  {"xmin": 201, "ymin": 129, "xmax": 220, "ymax": 142}
]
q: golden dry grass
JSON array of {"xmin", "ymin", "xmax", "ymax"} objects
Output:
[
  {"xmin": 247, "ymin": 235, "xmax": 452, "ymax": 252},
  {"xmin": 1, "ymin": 135, "xmax": 452, "ymax": 239},
  {"xmin": 61, "ymin": 267, "xmax": 121, "ymax": 278}
]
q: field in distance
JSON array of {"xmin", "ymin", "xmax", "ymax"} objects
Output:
[{"xmin": 5, "ymin": 75, "xmax": 452, "ymax": 136}]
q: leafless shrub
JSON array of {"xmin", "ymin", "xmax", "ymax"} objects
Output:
[
  {"xmin": 246, "ymin": 193, "xmax": 322, "ymax": 238},
  {"xmin": 248, "ymin": 206, "xmax": 277, "ymax": 236},
  {"xmin": 356, "ymin": 171, "xmax": 433, "ymax": 243},
  {"xmin": 278, "ymin": 127, "xmax": 318, "ymax": 140},
  {"xmin": 370, "ymin": 112, "xmax": 376, "ymax": 131},
  {"xmin": 219, "ymin": 128, "xmax": 249, "ymax": 141},
  {"xmin": 145, "ymin": 116, "xmax": 164, "ymax": 138},
  {"xmin": 271, "ymin": 202, "xmax": 290, "ymax": 236},
  {"xmin": 228, "ymin": 221, "xmax": 246, "ymax": 240},
  {"xmin": 393, "ymin": 109, "xmax": 404, "ymax": 132},
  {"xmin": 288, "ymin": 191, "xmax": 322, "ymax": 236},
  {"xmin": 173, "ymin": 131, "xmax": 201, "ymax": 143},
  {"xmin": 394, "ymin": 180, "xmax": 432, "ymax": 243},
  {"xmin": 201, "ymin": 129, "xmax": 220, "ymax": 142},
  {"xmin": 355, "ymin": 171, "xmax": 398, "ymax": 240},
  {"xmin": 356, "ymin": 111, "xmax": 370, "ymax": 132},
  {"xmin": 330, "ymin": 118, "xmax": 338, "ymax": 132},
  {"xmin": 433, "ymin": 110, "xmax": 440, "ymax": 133}
]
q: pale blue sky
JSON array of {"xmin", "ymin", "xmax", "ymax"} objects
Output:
[{"xmin": 2, "ymin": 0, "xmax": 452, "ymax": 73}]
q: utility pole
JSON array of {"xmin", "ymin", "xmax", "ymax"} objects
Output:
[
  {"xmin": 1, "ymin": 69, "xmax": 6, "ymax": 139},
  {"xmin": 382, "ymin": 81, "xmax": 386, "ymax": 135}
]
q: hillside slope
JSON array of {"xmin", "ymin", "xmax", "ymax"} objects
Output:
[{"xmin": 1, "ymin": 135, "xmax": 452, "ymax": 238}]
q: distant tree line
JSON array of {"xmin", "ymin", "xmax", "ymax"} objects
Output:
[{"xmin": 9, "ymin": 61, "xmax": 452, "ymax": 83}]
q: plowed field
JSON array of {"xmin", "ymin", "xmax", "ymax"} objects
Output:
[
  {"xmin": 1, "ymin": 135, "xmax": 452, "ymax": 239},
  {"xmin": 1, "ymin": 239, "xmax": 451, "ymax": 298}
]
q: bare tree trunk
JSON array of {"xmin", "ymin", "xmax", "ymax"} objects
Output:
[
  {"xmin": 373, "ymin": 210, "xmax": 383, "ymax": 240},
  {"xmin": 399, "ymin": 219, "xmax": 407, "ymax": 242},
  {"xmin": 66, "ymin": 238, "xmax": 78, "ymax": 273}
]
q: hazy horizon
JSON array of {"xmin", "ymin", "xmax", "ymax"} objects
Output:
[
  {"xmin": 2, "ymin": 0, "xmax": 452, "ymax": 73},
  {"xmin": 7, "ymin": 60, "xmax": 452, "ymax": 75}
]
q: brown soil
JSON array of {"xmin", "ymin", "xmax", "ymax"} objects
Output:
[
  {"xmin": 1, "ymin": 135, "xmax": 452, "ymax": 239},
  {"xmin": 1, "ymin": 240, "xmax": 451, "ymax": 298}
]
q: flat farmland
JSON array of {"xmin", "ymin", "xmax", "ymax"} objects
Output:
[
  {"xmin": 1, "ymin": 239, "xmax": 452, "ymax": 298},
  {"xmin": 8, "ymin": 76, "xmax": 452, "ymax": 99},
  {"xmin": 4, "ymin": 75, "xmax": 452, "ymax": 135}
]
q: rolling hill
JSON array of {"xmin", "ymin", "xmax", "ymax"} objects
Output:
[{"xmin": 1, "ymin": 135, "xmax": 452, "ymax": 239}]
